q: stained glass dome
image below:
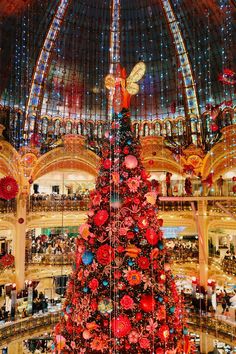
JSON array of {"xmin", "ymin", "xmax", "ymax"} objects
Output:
[{"xmin": 0, "ymin": 0, "xmax": 235, "ymax": 124}]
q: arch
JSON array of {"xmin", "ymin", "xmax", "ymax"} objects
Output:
[
  {"xmin": 31, "ymin": 143, "xmax": 99, "ymax": 182},
  {"xmin": 25, "ymin": 0, "xmax": 71, "ymax": 134},
  {"xmin": 152, "ymin": 121, "xmax": 162, "ymax": 136},
  {"xmin": 140, "ymin": 136, "xmax": 183, "ymax": 176},
  {"xmin": 202, "ymin": 125, "xmax": 236, "ymax": 179},
  {"xmin": 65, "ymin": 120, "xmax": 73, "ymax": 134},
  {"xmin": 0, "ymin": 141, "xmax": 23, "ymax": 184},
  {"xmin": 222, "ymin": 108, "xmax": 234, "ymax": 127},
  {"xmin": 132, "ymin": 122, "xmax": 140, "ymax": 138}
]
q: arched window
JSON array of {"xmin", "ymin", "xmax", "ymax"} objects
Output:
[
  {"xmin": 29, "ymin": 115, "xmax": 36, "ymax": 132},
  {"xmin": 60, "ymin": 125, "xmax": 65, "ymax": 135},
  {"xmin": 87, "ymin": 122, "xmax": 93, "ymax": 139},
  {"xmin": 165, "ymin": 120, "xmax": 172, "ymax": 136},
  {"xmin": 143, "ymin": 123, "xmax": 150, "ymax": 137},
  {"xmin": 78, "ymin": 122, "xmax": 84, "ymax": 135},
  {"xmin": 97, "ymin": 124, "xmax": 103, "ymax": 139},
  {"xmin": 223, "ymin": 111, "xmax": 233, "ymax": 127},
  {"xmin": 54, "ymin": 119, "xmax": 61, "ymax": 135},
  {"xmin": 233, "ymin": 110, "xmax": 236, "ymax": 125},
  {"xmin": 133, "ymin": 123, "xmax": 139, "ymax": 137},
  {"xmin": 42, "ymin": 117, "xmax": 48, "ymax": 135},
  {"xmin": 190, "ymin": 117, "xmax": 197, "ymax": 133},
  {"xmin": 154, "ymin": 122, "xmax": 161, "ymax": 136},
  {"xmin": 177, "ymin": 120, "xmax": 184, "ymax": 136},
  {"xmin": 66, "ymin": 121, "xmax": 72, "ymax": 134},
  {"xmin": 72, "ymin": 123, "xmax": 77, "ymax": 135},
  {"xmin": 204, "ymin": 114, "xmax": 211, "ymax": 132}
]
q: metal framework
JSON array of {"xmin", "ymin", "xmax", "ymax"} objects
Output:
[
  {"xmin": 25, "ymin": 0, "xmax": 71, "ymax": 134},
  {"xmin": 160, "ymin": 0, "xmax": 200, "ymax": 117}
]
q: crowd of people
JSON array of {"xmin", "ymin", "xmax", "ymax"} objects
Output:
[
  {"xmin": 166, "ymin": 240, "xmax": 199, "ymax": 261},
  {"xmin": 31, "ymin": 234, "xmax": 76, "ymax": 257},
  {"xmin": 163, "ymin": 172, "xmax": 234, "ymax": 197},
  {"xmin": 188, "ymin": 286, "xmax": 236, "ymax": 316}
]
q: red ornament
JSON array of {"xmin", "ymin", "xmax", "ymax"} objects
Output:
[
  {"xmin": 146, "ymin": 228, "xmax": 159, "ymax": 245},
  {"xmin": 156, "ymin": 349, "xmax": 164, "ymax": 354},
  {"xmin": 158, "ymin": 324, "xmax": 170, "ymax": 342},
  {"xmin": 124, "ymin": 155, "xmax": 138, "ymax": 169},
  {"xmin": 103, "ymin": 159, "xmax": 112, "ymax": 169},
  {"xmin": 139, "ymin": 295, "xmax": 155, "ymax": 312},
  {"xmin": 123, "ymin": 146, "xmax": 129, "ymax": 154},
  {"xmin": 138, "ymin": 216, "xmax": 149, "ymax": 229},
  {"xmin": 96, "ymin": 244, "xmax": 115, "ymax": 265},
  {"xmin": 141, "ymin": 170, "xmax": 150, "ymax": 180},
  {"xmin": 210, "ymin": 123, "xmax": 219, "ymax": 132},
  {"xmin": 0, "ymin": 254, "xmax": 14, "ymax": 268},
  {"xmin": 137, "ymin": 256, "xmax": 150, "ymax": 270},
  {"xmin": 94, "ymin": 210, "xmax": 109, "ymax": 226},
  {"xmin": 18, "ymin": 218, "xmax": 24, "ymax": 224},
  {"xmin": 111, "ymin": 315, "xmax": 132, "ymax": 338},
  {"xmin": 135, "ymin": 312, "xmax": 142, "ymax": 321},
  {"xmin": 0, "ymin": 176, "xmax": 18, "ymax": 200},
  {"xmin": 149, "ymin": 160, "xmax": 154, "ymax": 165}
]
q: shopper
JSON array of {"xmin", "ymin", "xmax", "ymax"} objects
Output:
[{"xmin": 216, "ymin": 175, "xmax": 224, "ymax": 196}]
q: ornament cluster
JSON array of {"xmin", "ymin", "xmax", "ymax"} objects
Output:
[{"xmin": 54, "ymin": 109, "xmax": 189, "ymax": 353}]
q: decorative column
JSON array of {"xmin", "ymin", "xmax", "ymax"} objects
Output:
[
  {"xmin": 197, "ymin": 201, "xmax": 209, "ymax": 287},
  {"xmin": 191, "ymin": 200, "xmax": 209, "ymax": 287},
  {"xmin": 14, "ymin": 192, "xmax": 28, "ymax": 290}
]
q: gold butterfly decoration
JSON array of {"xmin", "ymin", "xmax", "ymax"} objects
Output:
[
  {"xmin": 105, "ymin": 62, "xmax": 146, "ymax": 112},
  {"xmin": 105, "ymin": 61, "xmax": 146, "ymax": 95}
]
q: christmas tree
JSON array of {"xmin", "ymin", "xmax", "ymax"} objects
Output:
[{"xmin": 53, "ymin": 64, "xmax": 191, "ymax": 354}]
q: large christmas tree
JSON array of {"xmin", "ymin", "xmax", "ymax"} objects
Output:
[{"xmin": 53, "ymin": 64, "xmax": 191, "ymax": 354}]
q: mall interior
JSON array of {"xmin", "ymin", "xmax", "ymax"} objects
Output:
[{"xmin": 0, "ymin": 0, "xmax": 235, "ymax": 353}]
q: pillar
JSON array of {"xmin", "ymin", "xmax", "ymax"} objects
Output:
[
  {"xmin": 14, "ymin": 193, "xmax": 27, "ymax": 290},
  {"xmin": 197, "ymin": 201, "xmax": 209, "ymax": 288},
  {"xmin": 199, "ymin": 332, "xmax": 214, "ymax": 354},
  {"xmin": 8, "ymin": 339, "xmax": 23, "ymax": 354}
]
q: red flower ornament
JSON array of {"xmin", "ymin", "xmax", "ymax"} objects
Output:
[
  {"xmin": 0, "ymin": 254, "xmax": 14, "ymax": 268},
  {"xmin": 96, "ymin": 244, "xmax": 115, "ymax": 265},
  {"xmin": 158, "ymin": 324, "xmax": 170, "ymax": 342},
  {"xmin": 120, "ymin": 295, "xmax": 134, "ymax": 310},
  {"xmin": 111, "ymin": 315, "xmax": 132, "ymax": 338},
  {"xmin": 140, "ymin": 295, "xmax": 155, "ymax": 312},
  {"xmin": 94, "ymin": 210, "xmax": 109, "ymax": 226},
  {"xmin": 0, "ymin": 176, "xmax": 18, "ymax": 200}
]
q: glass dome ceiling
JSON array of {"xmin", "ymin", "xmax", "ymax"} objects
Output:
[{"xmin": 0, "ymin": 0, "xmax": 235, "ymax": 122}]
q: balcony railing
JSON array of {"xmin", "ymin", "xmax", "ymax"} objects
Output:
[
  {"xmin": 0, "ymin": 310, "xmax": 235, "ymax": 348},
  {"xmin": 29, "ymin": 253, "xmax": 74, "ymax": 265},
  {"xmin": 0, "ymin": 311, "xmax": 60, "ymax": 347},
  {"xmin": 222, "ymin": 259, "xmax": 236, "ymax": 275},
  {"xmin": 0, "ymin": 199, "xmax": 16, "ymax": 214},
  {"xmin": 28, "ymin": 195, "xmax": 89, "ymax": 213}
]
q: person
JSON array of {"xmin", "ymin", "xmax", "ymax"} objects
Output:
[
  {"xmin": 197, "ymin": 172, "xmax": 203, "ymax": 196},
  {"xmin": 202, "ymin": 172, "xmax": 213, "ymax": 196},
  {"xmin": 216, "ymin": 175, "xmax": 224, "ymax": 196},
  {"xmin": 221, "ymin": 296, "xmax": 227, "ymax": 314},
  {"xmin": 22, "ymin": 308, "xmax": 27, "ymax": 318},
  {"xmin": 185, "ymin": 177, "xmax": 192, "ymax": 196},
  {"xmin": 166, "ymin": 172, "xmax": 172, "ymax": 196}
]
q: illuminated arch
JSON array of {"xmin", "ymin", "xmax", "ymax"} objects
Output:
[
  {"xmin": 0, "ymin": 141, "xmax": 23, "ymax": 184},
  {"xmin": 140, "ymin": 136, "xmax": 183, "ymax": 175},
  {"xmin": 25, "ymin": 0, "xmax": 71, "ymax": 134},
  {"xmin": 31, "ymin": 141, "xmax": 99, "ymax": 182},
  {"xmin": 202, "ymin": 125, "xmax": 236, "ymax": 179},
  {"xmin": 160, "ymin": 0, "xmax": 199, "ymax": 117}
]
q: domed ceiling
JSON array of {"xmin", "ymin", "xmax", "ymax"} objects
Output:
[{"xmin": 0, "ymin": 0, "xmax": 235, "ymax": 122}]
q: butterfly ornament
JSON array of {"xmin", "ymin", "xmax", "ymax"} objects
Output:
[{"xmin": 105, "ymin": 62, "xmax": 146, "ymax": 113}]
